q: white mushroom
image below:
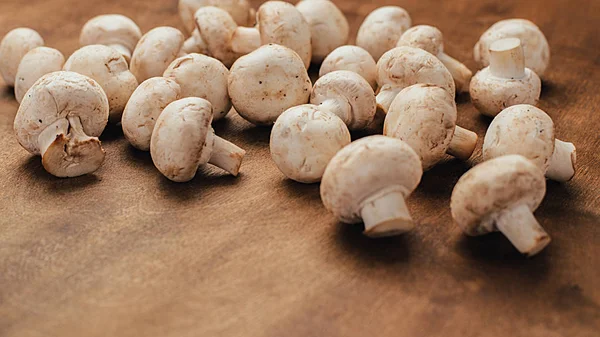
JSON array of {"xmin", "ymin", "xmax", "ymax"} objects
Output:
[
  {"xmin": 0, "ymin": 28, "xmax": 44, "ymax": 87},
  {"xmin": 451, "ymin": 155, "xmax": 550, "ymax": 256},
  {"xmin": 397, "ymin": 25, "xmax": 472, "ymax": 93},
  {"xmin": 79, "ymin": 14, "xmax": 142, "ymax": 63},
  {"xmin": 356, "ymin": 6, "xmax": 412, "ymax": 61},
  {"xmin": 13, "ymin": 71, "xmax": 109, "ymax": 177},
  {"xmin": 474, "ymin": 19, "xmax": 550, "ymax": 76},
  {"xmin": 470, "ymin": 38, "xmax": 542, "ymax": 117},
  {"xmin": 193, "ymin": 7, "xmax": 241, "ymax": 68},
  {"xmin": 181, "ymin": 28, "xmax": 209, "ymax": 55},
  {"xmin": 150, "ymin": 97, "xmax": 246, "ymax": 182},
  {"xmin": 483, "ymin": 104, "xmax": 576, "ymax": 182},
  {"xmin": 14, "ymin": 47, "xmax": 65, "ymax": 104},
  {"xmin": 384, "ymin": 84, "xmax": 478, "ymax": 170},
  {"xmin": 130, "ymin": 27, "xmax": 185, "ymax": 83},
  {"xmin": 321, "ymin": 135, "xmax": 423, "ymax": 237},
  {"xmin": 179, "ymin": 0, "xmax": 253, "ymax": 34},
  {"xmin": 319, "ymin": 45, "xmax": 377, "ymax": 90}
]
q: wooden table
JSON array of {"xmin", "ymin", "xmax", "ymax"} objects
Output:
[{"xmin": 0, "ymin": 0, "xmax": 598, "ymax": 336}]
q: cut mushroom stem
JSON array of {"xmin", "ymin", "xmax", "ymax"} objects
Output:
[
  {"xmin": 361, "ymin": 187, "xmax": 414, "ymax": 237},
  {"xmin": 230, "ymin": 27, "xmax": 262, "ymax": 54},
  {"xmin": 495, "ymin": 204, "xmax": 551, "ymax": 257},
  {"xmin": 489, "ymin": 38, "xmax": 526, "ymax": 79},
  {"xmin": 208, "ymin": 134, "xmax": 247, "ymax": 176},
  {"xmin": 438, "ymin": 53, "xmax": 472, "ymax": 93},
  {"xmin": 447, "ymin": 126, "xmax": 478, "ymax": 160},
  {"xmin": 375, "ymin": 89, "xmax": 399, "ymax": 115},
  {"xmin": 546, "ymin": 139, "xmax": 577, "ymax": 182}
]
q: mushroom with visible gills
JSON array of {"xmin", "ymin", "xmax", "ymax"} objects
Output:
[
  {"xmin": 178, "ymin": 0, "xmax": 254, "ymax": 34},
  {"xmin": 0, "ymin": 28, "xmax": 44, "ymax": 87},
  {"xmin": 356, "ymin": 6, "xmax": 412, "ymax": 61},
  {"xmin": 79, "ymin": 14, "xmax": 142, "ymax": 63},
  {"xmin": 130, "ymin": 27, "xmax": 185, "ymax": 83},
  {"xmin": 14, "ymin": 47, "xmax": 65, "ymax": 104},
  {"xmin": 319, "ymin": 45, "xmax": 377, "ymax": 90}
]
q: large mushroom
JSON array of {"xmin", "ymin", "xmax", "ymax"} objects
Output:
[
  {"xmin": 178, "ymin": 0, "xmax": 254, "ymax": 34},
  {"xmin": 356, "ymin": 6, "xmax": 412, "ymax": 61},
  {"xmin": 14, "ymin": 47, "xmax": 65, "ymax": 104},
  {"xmin": 79, "ymin": 14, "xmax": 142, "ymax": 63},
  {"xmin": 0, "ymin": 28, "xmax": 44, "ymax": 87},
  {"xmin": 319, "ymin": 45, "xmax": 377, "ymax": 90},
  {"xmin": 130, "ymin": 27, "xmax": 185, "ymax": 83}
]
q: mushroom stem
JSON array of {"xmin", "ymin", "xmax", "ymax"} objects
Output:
[
  {"xmin": 319, "ymin": 99, "xmax": 350, "ymax": 125},
  {"xmin": 438, "ymin": 52, "xmax": 472, "ymax": 93},
  {"xmin": 107, "ymin": 44, "xmax": 131, "ymax": 63},
  {"xmin": 375, "ymin": 89, "xmax": 399, "ymax": 115},
  {"xmin": 546, "ymin": 139, "xmax": 576, "ymax": 182},
  {"xmin": 181, "ymin": 30, "xmax": 208, "ymax": 56},
  {"xmin": 208, "ymin": 134, "xmax": 246, "ymax": 176},
  {"xmin": 447, "ymin": 126, "xmax": 478, "ymax": 160},
  {"xmin": 489, "ymin": 38, "xmax": 526, "ymax": 79},
  {"xmin": 361, "ymin": 188, "xmax": 414, "ymax": 237},
  {"xmin": 230, "ymin": 27, "xmax": 261, "ymax": 54},
  {"xmin": 495, "ymin": 204, "xmax": 551, "ymax": 256}
]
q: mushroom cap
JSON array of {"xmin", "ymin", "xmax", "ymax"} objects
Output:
[
  {"xmin": 122, "ymin": 77, "xmax": 181, "ymax": 151},
  {"xmin": 0, "ymin": 28, "xmax": 44, "ymax": 86},
  {"xmin": 356, "ymin": 6, "xmax": 412, "ymax": 61},
  {"xmin": 14, "ymin": 47, "xmax": 65, "ymax": 104},
  {"xmin": 396, "ymin": 25, "xmax": 444, "ymax": 56},
  {"xmin": 64, "ymin": 45, "xmax": 138, "ymax": 123},
  {"xmin": 320, "ymin": 135, "xmax": 423, "ymax": 224},
  {"xmin": 319, "ymin": 45, "xmax": 377, "ymax": 90},
  {"xmin": 270, "ymin": 104, "xmax": 351, "ymax": 183},
  {"xmin": 310, "ymin": 70, "xmax": 376, "ymax": 130},
  {"xmin": 164, "ymin": 53, "xmax": 231, "ymax": 121},
  {"xmin": 14, "ymin": 71, "xmax": 109, "ymax": 155},
  {"xmin": 228, "ymin": 44, "xmax": 312, "ymax": 125},
  {"xmin": 474, "ymin": 19, "xmax": 550, "ymax": 76},
  {"xmin": 296, "ymin": 0, "xmax": 349, "ymax": 64},
  {"xmin": 384, "ymin": 84, "xmax": 457, "ymax": 170},
  {"xmin": 194, "ymin": 6, "xmax": 241, "ymax": 68},
  {"xmin": 79, "ymin": 14, "xmax": 142, "ymax": 61},
  {"xmin": 150, "ymin": 97, "xmax": 214, "ymax": 182},
  {"xmin": 451, "ymin": 155, "xmax": 546, "ymax": 236},
  {"xmin": 179, "ymin": 0, "xmax": 253, "ymax": 33},
  {"xmin": 377, "ymin": 46, "xmax": 456, "ymax": 99},
  {"xmin": 483, "ymin": 104, "xmax": 555, "ymax": 172},
  {"xmin": 130, "ymin": 27, "xmax": 185, "ymax": 83}
]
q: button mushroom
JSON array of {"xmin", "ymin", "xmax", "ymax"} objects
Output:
[
  {"xmin": 0, "ymin": 28, "xmax": 44, "ymax": 87},
  {"xmin": 470, "ymin": 38, "xmax": 542, "ymax": 117},
  {"xmin": 474, "ymin": 19, "xmax": 550, "ymax": 76},
  {"xmin": 14, "ymin": 71, "xmax": 109, "ymax": 177},
  {"xmin": 384, "ymin": 84, "xmax": 478, "ymax": 170},
  {"xmin": 319, "ymin": 45, "xmax": 377, "ymax": 90},
  {"xmin": 228, "ymin": 44, "xmax": 312, "ymax": 125},
  {"xmin": 356, "ymin": 6, "xmax": 412, "ymax": 61},
  {"xmin": 181, "ymin": 28, "xmax": 209, "ymax": 55},
  {"xmin": 79, "ymin": 14, "xmax": 142, "ymax": 63},
  {"xmin": 451, "ymin": 155, "xmax": 550, "ymax": 256},
  {"xmin": 179, "ymin": 0, "xmax": 253, "ymax": 34},
  {"xmin": 64, "ymin": 45, "xmax": 138, "ymax": 123},
  {"xmin": 193, "ymin": 6, "xmax": 241, "ymax": 68},
  {"xmin": 320, "ymin": 135, "xmax": 423, "ymax": 237},
  {"xmin": 14, "ymin": 47, "xmax": 65, "ymax": 104},
  {"xmin": 397, "ymin": 25, "xmax": 472, "ymax": 93},
  {"xmin": 483, "ymin": 104, "xmax": 576, "ymax": 182},
  {"xmin": 150, "ymin": 97, "xmax": 246, "ymax": 182},
  {"xmin": 130, "ymin": 27, "xmax": 185, "ymax": 83}
]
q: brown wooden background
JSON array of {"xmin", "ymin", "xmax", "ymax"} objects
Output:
[{"xmin": 0, "ymin": 0, "xmax": 599, "ymax": 336}]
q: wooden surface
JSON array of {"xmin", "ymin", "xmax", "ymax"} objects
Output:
[{"xmin": 0, "ymin": 0, "xmax": 599, "ymax": 336}]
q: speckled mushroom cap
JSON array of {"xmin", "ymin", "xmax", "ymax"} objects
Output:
[
  {"xmin": 194, "ymin": 6, "xmax": 241, "ymax": 68},
  {"xmin": 319, "ymin": 45, "xmax": 377, "ymax": 90},
  {"xmin": 396, "ymin": 25, "xmax": 443, "ymax": 55},
  {"xmin": 228, "ymin": 44, "xmax": 312, "ymax": 125},
  {"xmin": 0, "ymin": 28, "xmax": 44, "ymax": 86},
  {"xmin": 14, "ymin": 47, "xmax": 65, "ymax": 104},
  {"xmin": 163, "ymin": 53, "xmax": 231, "ymax": 121},
  {"xmin": 474, "ymin": 19, "xmax": 550, "ymax": 76},
  {"xmin": 79, "ymin": 14, "xmax": 142, "ymax": 63},
  {"xmin": 320, "ymin": 135, "xmax": 422, "ymax": 224},
  {"xmin": 356, "ymin": 6, "xmax": 412, "ymax": 61},
  {"xmin": 179, "ymin": 0, "xmax": 253, "ymax": 34},
  {"xmin": 130, "ymin": 27, "xmax": 185, "ymax": 83},
  {"xmin": 451, "ymin": 155, "xmax": 546, "ymax": 236},
  {"xmin": 296, "ymin": 0, "xmax": 349, "ymax": 64}
]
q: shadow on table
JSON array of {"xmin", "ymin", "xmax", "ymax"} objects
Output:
[
  {"xmin": 20, "ymin": 155, "xmax": 102, "ymax": 192},
  {"xmin": 156, "ymin": 165, "xmax": 244, "ymax": 202},
  {"xmin": 279, "ymin": 178, "xmax": 321, "ymax": 202}
]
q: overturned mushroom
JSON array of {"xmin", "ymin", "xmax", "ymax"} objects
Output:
[
  {"xmin": 356, "ymin": 6, "xmax": 412, "ymax": 61},
  {"xmin": 319, "ymin": 45, "xmax": 377, "ymax": 90},
  {"xmin": 179, "ymin": 0, "xmax": 253, "ymax": 34},
  {"xmin": 0, "ymin": 28, "xmax": 44, "ymax": 87},
  {"xmin": 130, "ymin": 27, "xmax": 185, "ymax": 83},
  {"xmin": 80, "ymin": 14, "xmax": 142, "ymax": 63},
  {"xmin": 14, "ymin": 47, "xmax": 65, "ymax": 104}
]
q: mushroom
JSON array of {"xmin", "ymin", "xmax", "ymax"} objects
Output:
[
  {"xmin": 122, "ymin": 77, "xmax": 181, "ymax": 151},
  {"xmin": 163, "ymin": 53, "xmax": 231, "ymax": 121},
  {"xmin": 470, "ymin": 38, "xmax": 541, "ymax": 117},
  {"xmin": 356, "ymin": 6, "xmax": 412, "ymax": 61},
  {"xmin": 397, "ymin": 25, "xmax": 472, "ymax": 93},
  {"xmin": 150, "ymin": 97, "xmax": 246, "ymax": 182},
  {"xmin": 130, "ymin": 27, "xmax": 185, "ymax": 83},
  {"xmin": 451, "ymin": 155, "xmax": 550, "ymax": 256},
  {"xmin": 319, "ymin": 45, "xmax": 377, "ymax": 90},
  {"xmin": 376, "ymin": 46, "xmax": 455, "ymax": 114},
  {"xmin": 228, "ymin": 44, "xmax": 312, "ymax": 125},
  {"xmin": 483, "ymin": 104, "xmax": 576, "ymax": 182},
  {"xmin": 193, "ymin": 6, "xmax": 241, "ymax": 68},
  {"xmin": 0, "ymin": 28, "xmax": 44, "ymax": 87},
  {"xmin": 474, "ymin": 19, "xmax": 550, "ymax": 76},
  {"xmin": 320, "ymin": 135, "xmax": 423, "ymax": 237},
  {"xmin": 179, "ymin": 0, "xmax": 253, "ymax": 34},
  {"xmin": 181, "ymin": 28, "xmax": 209, "ymax": 55},
  {"xmin": 14, "ymin": 47, "xmax": 65, "ymax": 104},
  {"xmin": 384, "ymin": 84, "xmax": 478, "ymax": 170},
  {"xmin": 296, "ymin": 0, "xmax": 349, "ymax": 64},
  {"xmin": 13, "ymin": 71, "xmax": 109, "ymax": 177},
  {"xmin": 79, "ymin": 14, "xmax": 142, "ymax": 63},
  {"xmin": 64, "ymin": 45, "xmax": 138, "ymax": 123}
]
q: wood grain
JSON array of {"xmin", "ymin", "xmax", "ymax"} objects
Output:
[{"xmin": 0, "ymin": 0, "xmax": 599, "ymax": 336}]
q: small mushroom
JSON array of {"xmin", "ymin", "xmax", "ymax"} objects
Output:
[
  {"xmin": 122, "ymin": 77, "xmax": 181, "ymax": 151},
  {"xmin": 228, "ymin": 44, "xmax": 312, "ymax": 125},
  {"xmin": 179, "ymin": 0, "xmax": 253, "ymax": 34},
  {"xmin": 483, "ymin": 104, "xmax": 576, "ymax": 182},
  {"xmin": 0, "ymin": 28, "xmax": 44, "ymax": 87},
  {"xmin": 181, "ymin": 28, "xmax": 209, "ymax": 55},
  {"xmin": 150, "ymin": 97, "xmax": 246, "ymax": 182},
  {"xmin": 14, "ymin": 47, "xmax": 65, "ymax": 104},
  {"xmin": 474, "ymin": 19, "xmax": 550, "ymax": 76},
  {"xmin": 319, "ymin": 45, "xmax": 377, "ymax": 90},
  {"xmin": 193, "ymin": 6, "xmax": 241, "ymax": 68},
  {"xmin": 79, "ymin": 14, "xmax": 142, "ymax": 63},
  {"xmin": 356, "ymin": 6, "xmax": 412, "ymax": 61},
  {"xmin": 397, "ymin": 25, "xmax": 472, "ymax": 93},
  {"xmin": 14, "ymin": 71, "xmax": 109, "ymax": 177},
  {"xmin": 470, "ymin": 38, "xmax": 542, "ymax": 117},
  {"xmin": 320, "ymin": 135, "xmax": 423, "ymax": 237},
  {"xmin": 64, "ymin": 45, "xmax": 138, "ymax": 123},
  {"xmin": 384, "ymin": 84, "xmax": 478, "ymax": 170},
  {"xmin": 130, "ymin": 27, "xmax": 185, "ymax": 83},
  {"xmin": 451, "ymin": 155, "xmax": 550, "ymax": 256},
  {"xmin": 296, "ymin": 0, "xmax": 349, "ymax": 64}
]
